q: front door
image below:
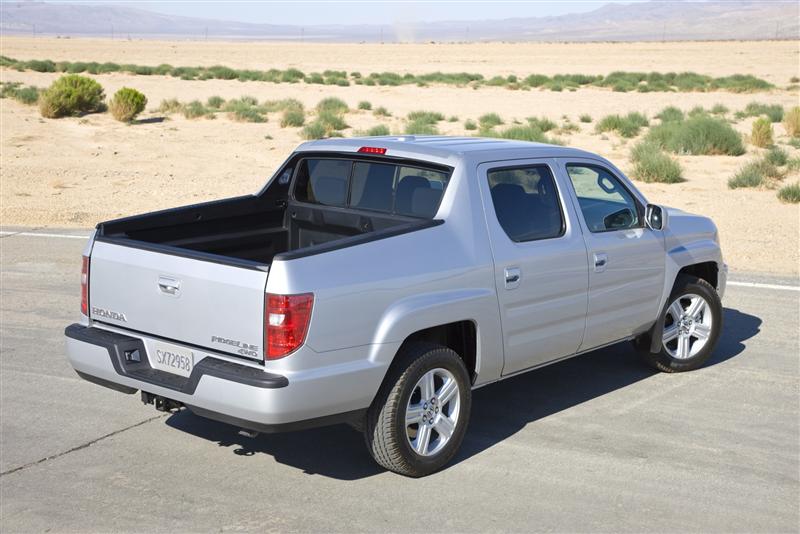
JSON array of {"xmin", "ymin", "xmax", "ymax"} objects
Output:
[
  {"xmin": 558, "ymin": 160, "xmax": 666, "ymax": 351},
  {"xmin": 478, "ymin": 159, "xmax": 589, "ymax": 376}
]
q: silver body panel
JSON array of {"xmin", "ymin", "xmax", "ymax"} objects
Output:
[{"xmin": 67, "ymin": 137, "xmax": 726, "ymax": 426}]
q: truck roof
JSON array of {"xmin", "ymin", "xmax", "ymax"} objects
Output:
[{"xmin": 296, "ymin": 136, "xmax": 601, "ymax": 163}]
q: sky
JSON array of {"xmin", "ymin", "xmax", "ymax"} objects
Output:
[{"xmin": 71, "ymin": 0, "xmax": 643, "ymax": 26}]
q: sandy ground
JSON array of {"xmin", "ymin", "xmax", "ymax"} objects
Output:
[{"xmin": 0, "ymin": 38, "xmax": 798, "ymax": 276}]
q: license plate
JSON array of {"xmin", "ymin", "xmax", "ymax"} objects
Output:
[{"xmin": 149, "ymin": 341, "xmax": 194, "ymax": 378}]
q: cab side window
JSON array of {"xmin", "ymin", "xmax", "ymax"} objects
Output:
[
  {"xmin": 566, "ymin": 164, "xmax": 641, "ymax": 232},
  {"xmin": 487, "ymin": 165, "xmax": 564, "ymax": 242}
]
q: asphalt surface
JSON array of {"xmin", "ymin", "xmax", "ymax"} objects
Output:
[{"xmin": 1, "ymin": 228, "xmax": 798, "ymax": 533}]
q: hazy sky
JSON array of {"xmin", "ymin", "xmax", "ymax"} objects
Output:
[{"xmin": 81, "ymin": 1, "xmax": 642, "ymax": 25}]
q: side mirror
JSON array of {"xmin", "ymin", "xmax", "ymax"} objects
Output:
[{"xmin": 645, "ymin": 204, "xmax": 668, "ymax": 231}]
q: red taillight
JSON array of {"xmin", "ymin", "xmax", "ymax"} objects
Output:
[
  {"xmin": 358, "ymin": 146, "xmax": 387, "ymax": 154},
  {"xmin": 265, "ymin": 293, "xmax": 313, "ymax": 360},
  {"xmin": 80, "ymin": 255, "xmax": 90, "ymax": 316}
]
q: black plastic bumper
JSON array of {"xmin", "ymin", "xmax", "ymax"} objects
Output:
[{"xmin": 64, "ymin": 324, "xmax": 289, "ymax": 394}]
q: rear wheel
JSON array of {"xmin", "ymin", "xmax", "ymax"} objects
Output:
[
  {"xmin": 636, "ymin": 275, "xmax": 723, "ymax": 373},
  {"xmin": 364, "ymin": 343, "xmax": 471, "ymax": 477}
]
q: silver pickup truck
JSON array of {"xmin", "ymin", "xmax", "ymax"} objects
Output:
[{"xmin": 66, "ymin": 136, "xmax": 726, "ymax": 477}]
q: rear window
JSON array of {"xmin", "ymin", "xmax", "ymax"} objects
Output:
[{"xmin": 293, "ymin": 158, "xmax": 450, "ymax": 218}]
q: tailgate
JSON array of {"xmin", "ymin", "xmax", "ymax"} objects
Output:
[{"xmin": 88, "ymin": 240, "xmax": 267, "ymax": 360}]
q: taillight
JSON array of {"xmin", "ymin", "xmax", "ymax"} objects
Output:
[
  {"xmin": 80, "ymin": 255, "xmax": 90, "ymax": 316},
  {"xmin": 265, "ymin": 293, "xmax": 313, "ymax": 360},
  {"xmin": 357, "ymin": 146, "xmax": 387, "ymax": 154}
]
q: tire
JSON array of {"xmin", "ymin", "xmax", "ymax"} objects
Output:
[
  {"xmin": 364, "ymin": 343, "xmax": 472, "ymax": 477},
  {"xmin": 636, "ymin": 275, "xmax": 723, "ymax": 373}
]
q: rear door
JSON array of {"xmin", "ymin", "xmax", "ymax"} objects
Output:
[
  {"xmin": 557, "ymin": 159, "xmax": 665, "ymax": 350},
  {"xmin": 478, "ymin": 159, "xmax": 589, "ymax": 376},
  {"xmin": 89, "ymin": 240, "xmax": 268, "ymax": 360}
]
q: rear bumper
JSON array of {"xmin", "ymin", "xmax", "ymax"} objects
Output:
[{"xmin": 65, "ymin": 324, "xmax": 375, "ymax": 432}]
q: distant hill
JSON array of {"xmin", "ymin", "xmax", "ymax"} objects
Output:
[{"xmin": 1, "ymin": 0, "xmax": 797, "ymax": 42}]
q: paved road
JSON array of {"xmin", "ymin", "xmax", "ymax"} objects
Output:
[{"xmin": 1, "ymin": 229, "xmax": 798, "ymax": 533}]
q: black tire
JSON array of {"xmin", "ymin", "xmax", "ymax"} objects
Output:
[
  {"xmin": 636, "ymin": 275, "xmax": 723, "ymax": 373},
  {"xmin": 364, "ymin": 343, "xmax": 472, "ymax": 477}
]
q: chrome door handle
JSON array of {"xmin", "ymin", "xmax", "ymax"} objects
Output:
[
  {"xmin": 157, "ymin": 276, "xmax": 181, "ymax": 296},
  {"xmin": 504, "ymin": 267, "xmax": 521, "ymax": 289},
  {"xmin": 593, "ymin": 253, "xmax": 608, "ymax": 273}
]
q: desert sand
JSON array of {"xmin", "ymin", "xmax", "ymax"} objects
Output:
[{"xmin": 1, "ymin": 37, "xmax": 798, "ymax": 276}]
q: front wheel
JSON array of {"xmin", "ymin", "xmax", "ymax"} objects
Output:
[
  {"xmin": 637, "ymin": 275, "xmax": 723, "ymax": 373},
  {"xmin": 364, "ymin": 343, "xmax": 471, "ymax": 477}
]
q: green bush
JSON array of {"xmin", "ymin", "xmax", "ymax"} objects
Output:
[
  {"xmin": 655, "ymin": 106, "xmax": 684, "ymax": 122},
  {"xmin": 280, "ymin": 108, "xmax": 305, "ymax": 127},
  {"xmin": 408, "ymin": 110, "xmax": 445, "ymax": 124},
  {"xmin": 483, "ymin": 125, "xmax": 559, "ymax": 144},
  {"xmin": 711, "ymin": 103, "xmax": 729, "ymax": 115},
  {"xmin": 579, "ymin": 114, "xmax": 592, "ymax": 123},
  {"xmin": 317, "ymin": 97, "xmax": 348, "ymax": 114},
  {"xmin": 751, "ymin": 117, "xmax": 773, "ymax": 148},
  {"xmin": 0, "ymin": 82, "xmax": 40, "ymax": 105},
  {"xmin": 596, "ymin": 112, "xmax": 649, "ymax": 138},
  {"xmin": 317, "ymin": 110, "xmax": 348, "ymax": 130},
  {"xmin": 374, "ymin": 106, "xmax": 391, "ymax": 117},
  {"xmin": 366, "ymin": 124, "xmax": 390, "ymax": 136},
  {"xmin": 527, "ymin": 116, "xmax": 556, "ymax": 132},
  {"xmin": 357, "ymin": 100, "xmax": 372, "ymax": 110},
  {"xmin": 783, "ymin": 107, "xmax": 800, "ymax": 138},
  {"xmin": 464, "ymin": 119, "xmax": 477, "ymax": 130},
  {"xmin": 629, "ymin": 142, "xmax": 684, "ymax": 183},
  {"xmin": 741, "ymin": 101, "xmax": 784, "ymax": 122},
  {"xmin": 38, "ymin": 75, "xmax": 104, "ymax": 118},
  {"xmin": 109, "ymin": 87, "xmax": 147, "ymax": 122},
  {"xmin": 728, "ymin": 159, "xmax": 781, "ymax": 189},
  {"xmin": 777, "ymin": 183, "xmax": 800, "ymax": 203},
  {"xmin": 183, "ymin": 100, "xmax": 210, "ymax": 119},
  {"xmin": 764, "ymin": 146, "xmax": 788, "ymax": 167},
  {"xmin": 302, "ymin": 121, "xmax": 328, "ymax": 140},
  {"xmin": 478, "ymin": 112, "xmax": 503, "ymax": 129},
  {"xmin": 405, "ymin": 120, "xmax": 439, "ymax": 135},
  {"xmin": 206, "ymin": 95, "xmax": 225, "ymax": 109},
  {"xmin": 647, "ymin": 115, "xmax": 745, "ymax": 155}
]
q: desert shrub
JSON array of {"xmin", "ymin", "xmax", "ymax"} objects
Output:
[
  {"xmin": 728, "ymin": 159, "xmax": 781, "ymax": 189},
  {"xmin": 464, "ymin": 119, "xmax": 478, "ymax": 130},
  {"xmin": 711, "ymin": 103, "xmax": 729, "ymax": 115},
  {"xmin": 711, "ymin": 74, "xmax": 773, "ymax": 92},
  {"xmin": 478, "ymin": 112, "xmax": 503, "ymax": 129},
  {"xmin": 787, "ymin": 157, "xmax": 800, "ymax": 171},
  {"xmin": 764, "ymin": 146, "xmax": 788, "ymax": 167},
  {"xmin": 408, "ymin": 110, "xmax": 445, "ymax": 124},
  {"xmin": 302, "ymin": 121, "xmax": 328, "ymax": 140},
  {"xmin": 261, "ymin": 98, "xmax": 303, "ymax": 112},
  {"xmin": 448, "ymin": 115, "xmax": 458, "ymax": 122},
  {"xmin": 374, "ymin": 106, "xmax": 391, "ymax": 117},
  {"xmin": 783, "ymin": 107, "xmax": 800, "ymax": 138},
  {"xmin": 318, "ymin": 110, "xmax": 348, "ymax": 130},
  {"xmin": 0, "ymin": 82, "xmax": 40, "ymax": 104},
  {"xmin": 357, "ymin": 100, "xmax": 372, "ymax": 110},
  {"xmin": 527, "ymin": 116, "xmax": 556, "ymax": 132},
  {"xmin": 647, "ymin": 115, "xmax": 744, "ymax": 155},
  {"xmin": 280, "ymin": 108, "xmax": 305, "ymax": 127},
  {"xmin": 183, "ymin": 100, "xmax": 210, "ymax": 119},
  {"xmin": 750, "ymin": 117, "xmax": 773, "ymax": 148},
  {"xmin": 158, "ymin": 98, "xmax": 183, "ymax": 114},
  {"xmin": 579, "ymin": 114, "xmax": 592, "ymax": 123},
  {"xmin": 207, "ymin": 65, "xmax": 238, "ymax": 80},
  {"xmin": 109, "ymin": 87, "xmax": 147, "ymax": 122},
  {"xmin": 307, "ymin": 73, "xmax": 325, "ymax": 84},
  {"xmin": 281, "ymin": 68, "xmax": 305, "ymax": 83},
  {"xmin": 206, "ymin": 95, "xmax": 225, "ymax": 109},
  {"xmin": 656, "ymin": 106, "xmax": 684, "ymax": 122},
  {"xmin": 629, "ymin": 142, "xmax": 684, "ymax": 183},
  {"xmin": 777, "ymin": 183, "xmax": 800, "ymax": 203},
  {"xmin": 25, "ymin": 59, "xmax": 56, "ymax": 72},
  {"xmin": 38, "ymin": 74, "xmax": 105, "ymax": 118},
  {"xmin": 317, "ymin": 97, "xmax": 348, "ymax": 114},
  {"xmin": 741, "ymin": 101, "xmax": 784, "ymax": 122},
  {"xmin": 596, "ymin": 112, "xmax": 649, "ymax": 138},
  {"xmin": 483, "ymin": 125, "xmax": 560, "ymax": 144},
  {"xmin": 405, "ymin": 120, "xmax": 439, "ymax": 135},
  {"xmin": 366, "ymin": 124, "xmax": 390, "ymax": 136}
]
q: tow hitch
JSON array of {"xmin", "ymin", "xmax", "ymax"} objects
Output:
[{"xmin": 141, "ymin": 391, "xmax": 183, "ymax": 413}]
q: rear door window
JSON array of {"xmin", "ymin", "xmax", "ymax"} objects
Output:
[{"xmin": 293, "ymin": 158, "xmax": 450, "ymax": 218}]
